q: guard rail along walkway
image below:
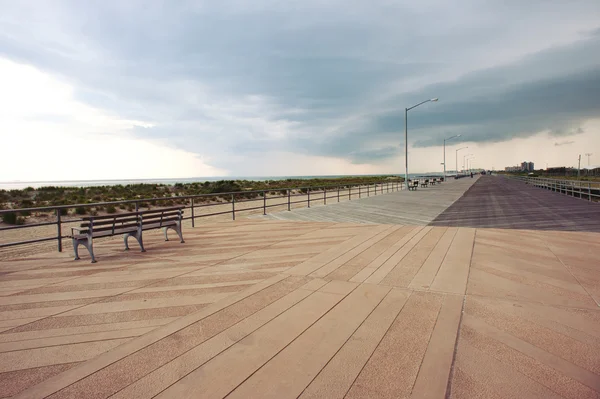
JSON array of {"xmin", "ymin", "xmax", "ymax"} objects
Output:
[
  {"xmin": 508, "ymin": 175, "xmax": 600, "ymax": 202},
  {"xmin": 69, "ymin": 207, "xmax": 185, "ymax": 263},
  {"xmin": 0, "ymin": 180, "xmax": 402, "ymax": 253}
]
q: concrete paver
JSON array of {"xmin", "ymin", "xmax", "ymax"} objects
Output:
[
  {"xmin": 0, "ymin": 180, "xmax": 599, "ymax": 398},
  {"xmin": 257, "ymin": 178, "xmax": 479, "ymax": 224}
]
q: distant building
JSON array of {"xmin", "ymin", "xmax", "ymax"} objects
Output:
[
  {"xmin": 504, "ymin": 165, "xmax": 521, "ymax": 172},
  {"xmin": 520, "ymin": 161, "xmax": 534, "ymax": 172}
]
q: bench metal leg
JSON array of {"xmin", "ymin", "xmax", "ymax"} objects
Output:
[
  {"xmin": 124, "ymin": 229, "xmax": 145, "ymax": 252},
  {"xmin": 73, "ymin": 238, "xmax": 80, "ymax": 260},
  {"xmin": 73, "ymin": 237, "xmax": 96, "ymax": 263},
  {"xmin": 164, "ymin": 223, "xmax": 185, "ymax": 243}
]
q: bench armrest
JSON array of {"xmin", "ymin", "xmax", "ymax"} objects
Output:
[{"xmin": 71, "ymin": 227, "xmax": 88, "ymax": 236}]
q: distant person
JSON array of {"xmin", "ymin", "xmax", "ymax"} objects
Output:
[{"xmin": 470, "ymin": 172, "xmax": 473, "ymax": 178}]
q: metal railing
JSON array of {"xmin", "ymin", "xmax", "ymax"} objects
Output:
[
  {"xmin": 0, "ymin": 180, "xmax": 404, "ymax": 252},
  {"xmin": 509, "ymin": 176, "xmax": 600, "ymax": 202}
]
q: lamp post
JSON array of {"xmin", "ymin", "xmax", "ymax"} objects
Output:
[
  {"xmin": 443, "ymin": 134, "xmax": 461, "ymax": 180},
  {"xmin": 456, "ymin": 147, "xmax": 468, "ymax": 176},
  {"xmin": 405, "ymin": 98, "xmax": 438, "ymax": 189},
  {"xmin": 466, "ymin": 156, "xmax": 475, "ymax": 173},
  {"xmin": 463, "ymin": 153, "xmax": 473, "ymax": 172}
]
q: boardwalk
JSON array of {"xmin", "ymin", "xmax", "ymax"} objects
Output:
[
  {"xmin": 0, "ymin": 177, "xmax": 599, "ymax": 398},
  {"xmin": 257, "ymin": 177, "xmax": 478, "ymax": 225},
  {"xmin": 431, "ymin": 176, "xmax": 600, "ymax": 232}
]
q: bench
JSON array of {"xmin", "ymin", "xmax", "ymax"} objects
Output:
[
  {"xmin": 69, "ymin": 207, "xmax": 185, "ymax": 263},
  {"xmin": 420, "ymin": 179, "xmax": 429, "ymax": 188},
  {"xmin": 408, "ymin": 180, "xmax": 418, "ymax": 191},
  {"xmin": 431, "ymin": 178, "xmax": 437, "ymax": 185}
]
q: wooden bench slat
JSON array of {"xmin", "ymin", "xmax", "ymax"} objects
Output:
[
  {"xmin": 91, "ymin": 222, "xmax": 141, "ymax": 233},
  {"xmin": 141, "ymin": 211, "xmax": 184, "ymax": 220},
  {"xmin": 81, "ymin": 216, "xmax": 140, "ymax": 227},
  {"xmin": 72, "ymin": 207, "xmax": 185, "ymax": 263},
  {"xmin": 141, "ymin": 216, "xmax": 180, "ymax": 225},
  {"xmin": 74, "ymin": 226, "xmax": 138, "ymax": 239},
  {"xmin": 80, "ymin": 207, "xmax": 185, "ymax": 221}
]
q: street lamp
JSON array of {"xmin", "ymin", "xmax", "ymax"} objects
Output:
[
  {"xmin": 467, "ymin": 156, "xmax": 475, "ymax": 172},
  {"xmin": 405, "ymin": 98, "xmax": 438, "ymax": 189},
  {"xmin": 463, "ymin": 154, "xmax": 473, "ymax": 172},
  {"xmin": 443, "ymin": 134, "xmax": 461, "ymax": 180},
  {"xmin": 455, "ymin": 147, "xmax": 468, "ymax": 176}
]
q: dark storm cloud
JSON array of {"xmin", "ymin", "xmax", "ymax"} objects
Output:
[{"xmin": 1, "ymin": 0, "xmax": 599, "ymax": 168}]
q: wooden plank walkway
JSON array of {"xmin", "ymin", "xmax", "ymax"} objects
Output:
[
  {"xmin": 431, "ymin": 176, "xmax": 600, "ymax": 232},
  {"xmin": 0, "ymin": 218, "xmax": 599, "ymax": 398},
  {"xmin": 256, "ymin": 177, "xmax": 479, "ymax": 225}
]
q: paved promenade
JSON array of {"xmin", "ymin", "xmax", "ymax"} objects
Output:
[
  {"xmin": 0, "ymin": 177, "xmax": 599, "ymax": 398},
  {"xmin": 431, "ymin": 176, "xmax": 600, "ymax": 232},
  {"xmin": 258, "ymin": 177, "xmax": 479, "ymax": 225}
]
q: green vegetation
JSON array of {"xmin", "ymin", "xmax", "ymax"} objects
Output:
[
  {"xmin": 0, "ymin": 176, "xmax": 402, "ymax": 221},
  {"xmin": 542, "ymin": 175, "xmax": 600, "ymax": 182},
  {"xmin": 501, "ymin": 171, "xmax": 600, "ymax": 182},
  {"xmin": 2, "ymin": 212, "xmax": 24, "ymax": 225}
]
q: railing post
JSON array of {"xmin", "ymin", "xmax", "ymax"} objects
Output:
[
  {"xmin": 288, "ymin": 189, "xmax": 291, "ymax": 210},
  {"xmin": 349, "ymin": 186, "xmax": 351, "ymax": 200},
  {"xmin": 367, "ymin": 184, "xmax": 370, "ymax": 197},
  {"xmin": 135, "ymin": 202, "xmax": 139, "ymax": 212},
  {"xmin": 263, "ymin": 191, "xmax": 266, "ymax": 215},
  {"xmin": 191, "ymin": 198, "xmax": 195, "ymax": 227},
  {"xmin": 56, "ymin": 208, "xmax": 62, "ymax": 252},
  {"xmin": 359, "ymin": 185, "xmax": 361, "ymax": 198},
  {"xmin": 232, "ymin": 194, "xmax": 235, "ymax": 220},
  {"xmin": 324, "ymin": 188, "xmax": 326, "ymax": 205},
  {"xmin": 307, "ymin": 189, "xmax": 310, "ymax": 208},
  {"xmin": 589, "ymin": 183, "xmax": 592, "ymax": 202},
  {"xmin": 337, "ymin": 186, "xmax": 340, "ymax": 202}
]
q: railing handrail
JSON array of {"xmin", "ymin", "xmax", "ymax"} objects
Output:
[
  {"xmin": 508, "ymin": 175, "xmax": 600, "ymax": 185},
  {"xmin": 0, "ymin": 179, "xmax": 407, "ymax": 253},
  {"xmin": 506, "ymin": 175, "xmax": 600, "ymax": 203},
  {"xmin": 0, "ymin": 179, "xmax": 402, "ymax": 215}
]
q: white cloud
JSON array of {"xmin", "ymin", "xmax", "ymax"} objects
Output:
[
  {"xmin": 0, "ymin": 58, "xmax": 226, "ymax": 181},
  {"xmin": 0, "ymin": 1, "xmax": 599, "ymax": 181}
]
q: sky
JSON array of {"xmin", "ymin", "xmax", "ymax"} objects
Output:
[{"xmin": 1, "ymin": 0, "xmax": 599, "ymax": 182}]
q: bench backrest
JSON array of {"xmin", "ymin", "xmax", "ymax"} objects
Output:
[{"xmin": 79, "ymin": 207, "xmax": 184, "ymax": 235}]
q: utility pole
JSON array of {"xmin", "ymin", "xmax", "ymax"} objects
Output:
[
  {"xmin": 585, "ymin": 153, "xmax": 593, "ymax": 166},
  {"xmin": 578, "ymin": 154, "xmax": 581, "ymax": 178}
]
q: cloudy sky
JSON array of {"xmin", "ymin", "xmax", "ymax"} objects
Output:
[{"xmin": 1, "ymin": 0, "xmax": 599, "ymax": 181}]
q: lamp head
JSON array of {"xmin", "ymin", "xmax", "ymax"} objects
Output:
[{"xmin": 431, "ymin": 98, "xmax": 439, "ymax": 102}]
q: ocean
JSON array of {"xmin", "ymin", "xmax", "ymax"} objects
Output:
[{"xmin": 0, "ymin": 174, "xmax": 431, "ymax": 190}]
